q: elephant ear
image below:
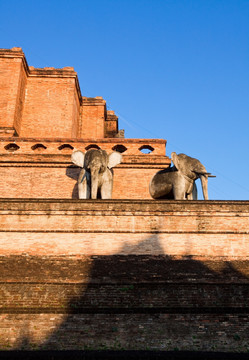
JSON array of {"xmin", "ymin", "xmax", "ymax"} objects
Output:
[
  {"xmin": 71, "ymin": 150, "xmax": 85, "ymax": 168},
  {"xmin": 108, "ymin": 151, "xmax": 122, "ymax": 169},
  {"xmin": 171, "ymin": 152, "xmax": 188, "ymax": 173},
  {"xmin": 171, "ymin": 152, "xmax": 200, "ymax": 179},
  {"xmin": 171, "ymin": 152, "xmax": 180, "ymax": 170}
]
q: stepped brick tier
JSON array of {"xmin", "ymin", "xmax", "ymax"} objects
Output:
[
  {"xmin": 0, "ymin": 199, "xmax": 249, "ymax": 351},
  {"xmin": 0, "ymin": 137, "xmax": 169, "ymax": 199},
  {"xmin": 0, "ymin": 47, "xmax": 170, "ymax": 199}
]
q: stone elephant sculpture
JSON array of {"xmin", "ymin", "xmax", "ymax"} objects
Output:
[
  {"xmin": 149, "ymin": 152, "xmax": 215, "ymax": 200},
  {"xmin": 71, "ymin": 149, "xmax": 122, "ymax": 199}
]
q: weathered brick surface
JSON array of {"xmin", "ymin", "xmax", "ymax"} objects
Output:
[
  {"xmin": 20, "ymin": 76, "xmax": 80, "ymax": 138},
  {"xmin": 0, "ymin": 137, "xmax": 167, "ymax": 155},
  {"xmin": 0, "ymin": 48, "xmax": 123, "ymax": 140},
  {"xmin": 0, "ymin": 138, "xmax": 169, "ymax": 199},
  {"xmin": 1, "ymin": 47, "xmax": 249, "ymax": 353},
  {"xmin": 0, "ymin": 50, "xmax": 27, "ymax": 130},
  {"xmin": 1, "ymin": 313, "xmax": 249, "ymax": 351},
  {"xmin": 1, "ymin": 280, "xmax": 249, "ymax": 310},
  {"xmin": 105, "ymin": 110, "xmax": 118, "ymax": 137},
  {"xmin": 0, "ymin": 253, "xmax": 249, "ymax": 351},
  {"xmin": 80, "ymin": 97, "xmax": 106, "ymax": 139},
  {"xmin": 0, "ymin": 48, "xmax": 170, "ymax": 200},
  {"xmin": 0, "ymin": 200, "xmax": 248, "ymax": 351},
  {"xmin": 0, "ymin": 200, "xmax": 248, "ymax": 257},
  {"xmin": 0, "ymin": 163, "xmax": 168, "ymax": 200}
]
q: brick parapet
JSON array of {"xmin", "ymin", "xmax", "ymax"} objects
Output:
[
  {"xmin": 82, "ymin": 96, "xmax": 106, "ymax": 105},
  {"xmin": 0, "ymin": 47, "xmax": 29, "ymax": 75},
  {"xmin": 0, "ymin": 138, "xmax": 167, "ymax": 156}
]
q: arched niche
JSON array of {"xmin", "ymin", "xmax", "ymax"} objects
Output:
[
  {"xmin": 85, "ymin": 144, "xmax": 100, "ymax": 151},
  {"xmin": 112, "ymin": 145, "xmax": 127, "ymax": 153},
  {"xmin": 4, "ymin": 143, "xmax": 20, "ymax": 152},
  {"xmin": 139, "ymin": 145, "xmax": 154, "ymax": 154},
  {"xmin": 58, "ymin": 144, "xmax": 74, "ymax": 151},
  {"xmin": 31, "ymin": 143, "xmax": 47, "ymax": 151}
]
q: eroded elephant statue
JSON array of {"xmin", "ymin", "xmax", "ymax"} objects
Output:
[
  {"xmin": 71, "ymin": 149, "xmax": 122, "ymax": 199},
  {"xmin": 149, "ymin": 152, "xmax": 215, "ymax": 200}
]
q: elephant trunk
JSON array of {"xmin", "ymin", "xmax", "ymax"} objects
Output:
[
  {"xmin": 200, "ymin": 174, "xmax": 209, "ymax": 200},
  {"xmin": 90, "ymin": 167, "xmax": 100, "ymax": 200}
]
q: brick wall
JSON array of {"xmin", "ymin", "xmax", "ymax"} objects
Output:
[
  {"xmin": 0, "ymin": 163, "xmax": 167, "ymax": 200},
  {"xmin": 13, "ymin": 56, "xmax": 28, "ymax": 135},
  {"xmin": 0, "ymin": 200, "xmax": 249, "ymax": 351},
  {"xmin": 0, "ymin": 48, "xmax": 28, "ymax": 132},
  {"xmin": 105, "ymin": 110, "xmax": 118, "ymax": 137},
  {"xmin": 80, "ymin": 97, "xmax": 106, "ymax": 139},
  {"xmin": 0, "ymin": 200, "xmax": 248, "ymax": 256},
  {"xmin": 0, "ymin": 48, "xmax": 122, "ymax": 140},
  {"xmin": 2, "ymin": 47, "xmax": 248, "ymax": 353},
  {"xmin": 0, "ymin": 138, "xmax": 169, "ymax": 199},
  {"xmin": 20, "ymin": 71, "xmax": 80, "ymax": 138}
]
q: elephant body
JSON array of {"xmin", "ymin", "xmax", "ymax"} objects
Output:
[
  {"xmin": 149, "ymin": 152, "xmax": 214, "ymax": 200},
  {"xmin": 71, "ymin": 149, "xmax": 122, "ymax": 199},
  {"xmin": 149, "ymin": 168, "xmax": 197, "ymax": 200}
]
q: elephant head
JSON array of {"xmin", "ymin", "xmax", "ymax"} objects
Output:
[
  {"xmin": 71, "ymin": 148, "xmax": 122, "ymax": 199},
  {"xmin": 171, "ymin": 152, "xmax": 214, "ymax": 200}
]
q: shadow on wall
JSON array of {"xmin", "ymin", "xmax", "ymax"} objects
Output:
[
  {"xmin": 66, "ymin": 165, "xmax": 80, "ymax": 199},
  {"xmin": 11, "ymin": 233, "xmax": 249, "ymax": 354}
]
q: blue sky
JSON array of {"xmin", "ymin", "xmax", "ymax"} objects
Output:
[{"xmin": 1, "ymin": 0, "xmax": 249, "ymax": 200}]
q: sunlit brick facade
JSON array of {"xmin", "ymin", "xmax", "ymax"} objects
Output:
[
  {"xmin": 0, "ymin": 48, "xmax": 249, "ymax": 353},
  {"xmin": 0, "ymin": 47, "xmax": 170, "ymax": 199}
]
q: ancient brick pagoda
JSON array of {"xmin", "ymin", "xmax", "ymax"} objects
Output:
[
  {"xmin": 0, "ymin": 48, "xmax": 249, "ymax": 354},
  {"xmin": 0, "ymin": 47, "xmax": 170, "ymax": 199}
]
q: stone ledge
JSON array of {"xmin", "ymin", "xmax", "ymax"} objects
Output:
[
  {"xmin": 0, "ymin": 154, "xmax": 170, "ymax": 166},
  {"xmin": 0, "ymin": 199, "xmax": 248, "ymax": 212}
]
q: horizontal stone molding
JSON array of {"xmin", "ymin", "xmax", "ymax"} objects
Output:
[
  {"xmin": 0, "ymin": 199, "xmax": 247, "ymax": 212},
  {"xmin": 0, "ymin": 155, "xmax": 170, "ymax": 166}
]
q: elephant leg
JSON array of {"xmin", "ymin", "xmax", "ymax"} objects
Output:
[
  {"xmin": 173, "ymin": 185, "xmax": 186, "ymax": 200},
  {"xmin": 192, "ymin": 182, "xmax": 198, "ymax": 200},
  {"xmin": 78, "ymin": 179, "xmax": 87, "ymax": 199},
  {"xmin": 100, "ymin": 170, "xmax": 113, "ymax": 199},
  {"xmin": 85, "ymin": 171, "xmax": 91, "ymax": 199},
  {"xmin": 186, "ymin": 181, "xmax": 197, "ymax": 200},
  {"xmin": 172, "ymin": 174, "xmax": 186, "ymax": 200},
  {"xmin": 78, "ymin": 169, "xmax": 90, "ymax": 199},
  {"xmin": 100, "ymin": 182, "xmax": 112, "ymax": 199}
]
